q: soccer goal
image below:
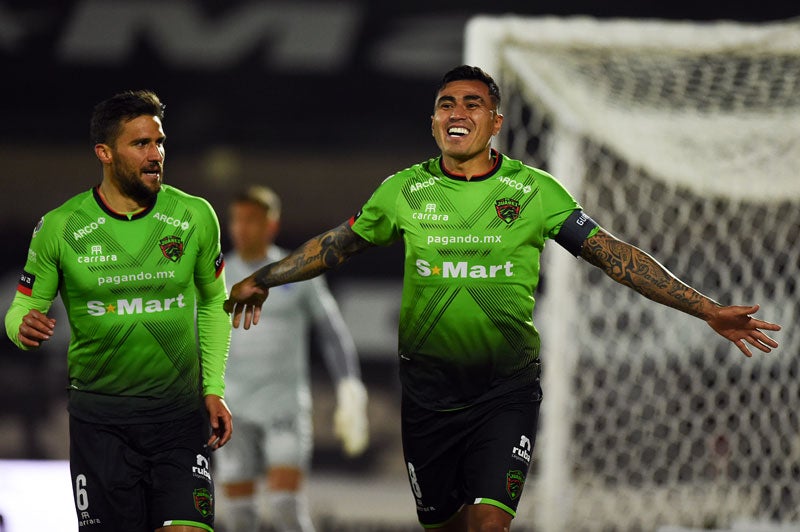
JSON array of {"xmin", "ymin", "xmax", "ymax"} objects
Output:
[{"xmin": 465, "ymin": 15, "xmax": 800, "ymax": 532}]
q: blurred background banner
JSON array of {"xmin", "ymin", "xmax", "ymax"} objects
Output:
[{"xmin": 0, "ymin": 1, "xmax": 795, "ymax": 247}]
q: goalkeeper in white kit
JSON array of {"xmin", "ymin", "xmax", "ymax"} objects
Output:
[{"xmin": 216, "ymin": 185, "xmax": 368, "ymax": 532}]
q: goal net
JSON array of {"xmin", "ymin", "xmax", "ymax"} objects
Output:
[{"xmin": 465, "ymin": 16, "xmax": 800, "ymax": 532}]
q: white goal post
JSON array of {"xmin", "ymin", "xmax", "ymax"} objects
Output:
[{"xmin": 465, "ymin": 16, "xmax": 800, "ymax": 532}]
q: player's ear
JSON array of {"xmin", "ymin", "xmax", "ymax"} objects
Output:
[
  {"xmin": 95, "ymin": 143, "xmax": 112, "ymax": 164},
  {"xmin": 492, "ymin": 111, "xmax": 504, "ymax": 136},
  {"xmin": 431, "ymin": 115, "xmax": 435, "ymax": 137}
]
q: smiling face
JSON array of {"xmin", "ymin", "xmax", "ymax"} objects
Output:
[
  {"xmin": 431, "ymin": 79, "xmax": 503, "ymax": 176},
  {"xmin": 97, "ymin": 114, "xmax": 165, "ymax": 207}
]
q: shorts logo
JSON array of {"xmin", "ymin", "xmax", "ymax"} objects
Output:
[
  {"xmin": 506, "ymin": 469, "xmax": 525, "ymax": 501},
  {"xmin": 159, "ymin": 235, "xmax": 184, "ymax": 262},
  {"xmin": 512, "ymin": 435, "xmax": 532, "ymax": 463},
  {"xmin": 193, "ymin": 488, "xmax": 213, "ymax": 518},
  {"xmin": 495, "ymin": 198, "xmax": 520, "ymax": 225},
  {"xmin": 193, "ymin": 454, "xmax": 211, "ymax": 481}
]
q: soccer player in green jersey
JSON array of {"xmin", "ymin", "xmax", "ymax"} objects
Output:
[
  {"xmin": 223, "ymin": 66, "xmax": 781, "ymax": 531},
  {"xmin": 5, "ymin": 90, "xmax": 233, "ymax": 532}
]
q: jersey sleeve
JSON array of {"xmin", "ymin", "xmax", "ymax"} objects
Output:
[
  {"xmin": 193, "ymin": 197, "xmax": 226, "ymax": 286},
  {"xmin": 536, "ymin": 170, "xmax": 601, "ymax": 254},
  {"xmin": 535, "ymin": 170, "xmax": 587, "ymax": 239},
  {"xmin": 4, "ymin": 215, "xmax": 61, "ymax": 350},
  {"xmin": 192, "ymin": 198, "xmax": 231, "ymax": 397},
  {"xmin": 349, "ymin": 174, "xmax": 404, "ymax": 246},
  {"xmin": 305, "ymin": 276, "xmax": 360, "ymax": 384}
]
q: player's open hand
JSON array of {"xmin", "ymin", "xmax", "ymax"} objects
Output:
[
  {"xmin": 223, "ymin": 275, "xmax": 269, "ymax": 329},
  {"xmin": 205, "ymin": 394, "xmax": 233, "ymax": 449},
  {"xmin": 705, "ymin": 304, "xmax": 781, "ymax": 357},
  {"xmin": 17, "ymin": 309, "xmax": 57, "ymax": 348}
]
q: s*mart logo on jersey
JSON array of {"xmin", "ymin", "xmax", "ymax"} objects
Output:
[
  {"xmin": 415, "ymin": 259, "xmax": 514, "ymax": 279},
  {"xmin": 86, "ymin": 293, "xmax": 186, "ymax": 316}
]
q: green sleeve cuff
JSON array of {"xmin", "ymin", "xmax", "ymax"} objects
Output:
[
  {"xmin": 196, "ymin": 275, "xmax": 231, "ymax": 399},
  {"xmin": 4, "ymin": 293, "xmax": 51, "ymax": 351}
]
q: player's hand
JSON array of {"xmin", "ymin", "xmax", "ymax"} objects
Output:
[
  {"xmin": 334, "ymin": 377, "xmax": 369, "ymax": 457},
  {"xmin": 223, "ymin": 275, "xmax": 269, "ymax": 329},
  {"xmin": 706, "ymin": 304, "xmax": 780, "ymax": 357},
  {"xmin": 205, "ymin": 394, "xmax": 233, "ymax": 449},
  {"xmin": 17, "ymin": 309, "xmax": 56, "ymax": 348}
]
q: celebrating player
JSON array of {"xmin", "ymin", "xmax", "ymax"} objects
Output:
[
  {"xmin": 4, "ymin": 90, "xmax": 232, "ymax": 532},
  {"xmin": 223, "ymin": 66, "xmax": 781, "ymax": 531},
  {"xmin": 216, "ymin": 186, "xmax": 368, "ymax": 532}
]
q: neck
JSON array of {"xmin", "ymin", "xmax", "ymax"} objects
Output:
[{"xmin": 238, "ymin": 245, "xmax": 270, "ymax": 263}]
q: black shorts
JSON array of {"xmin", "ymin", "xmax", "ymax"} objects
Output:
[
  {"xmin": 401, "ymin": 383, "xmax": 542, "ymax": 527},
  {"xmin": 68, "ymin": 409, "xmax": 214, "ymax": 532}
]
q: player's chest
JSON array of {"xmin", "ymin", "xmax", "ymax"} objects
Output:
[
  {"xmin": 396, "ymin": 188, "xmax": 546, "ymax": 253},
  {"xmin": 61, "ymin": 218, "xmax": 197, "ymax": 292}
]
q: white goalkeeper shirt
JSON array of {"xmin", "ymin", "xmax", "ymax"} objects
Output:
[{"xmin": 223, "ymin": 246, "xmax": 359, "ymax": 425}]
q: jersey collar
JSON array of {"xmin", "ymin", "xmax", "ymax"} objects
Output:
[
  {"xmin": 92, "ymin": 185, "xmax": 157, "ymax": 221},
  {"xmin": 438, "ymin": 149, "xmax": 502, "ymax": 182}
]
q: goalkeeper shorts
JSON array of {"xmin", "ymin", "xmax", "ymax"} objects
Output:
[{"xmin": 214, "ymin": 412, "xmax": 313, "ymax": 483}]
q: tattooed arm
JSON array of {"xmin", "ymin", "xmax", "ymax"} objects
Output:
[
  {"xmin": 580, "ymin": 228, "xmax": 780, "ymax": 357},
  {"xmin": 224, "ymin": 221, "xmax": 375, "ymax": 329}
]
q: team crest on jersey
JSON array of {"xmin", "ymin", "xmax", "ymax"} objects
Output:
[
  {"xmin": 506, "ymin": 469, "xmax": 525, "ymax": 500},
  {"xmin": 495, "ymin": 198, "xmax": 520, "ymax": 224},
  {"xmin": 193, "ymin": 488, "xmax": 213, "ymax": 518},
  {"xmin": 159, "ymin": 235, "xmax": 184, "ymax": 262}
]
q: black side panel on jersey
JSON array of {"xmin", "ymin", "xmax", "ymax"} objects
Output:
[{"xmin": 554, "ymin": 210, "xmax": 598, "ymax": 257}]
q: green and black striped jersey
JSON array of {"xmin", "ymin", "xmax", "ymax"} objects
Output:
[
  {"xmin": 5, "ymin": 185, "xmax": 230, "ymax": 423},
  {"xmin": 351, "ymin": 151, "xmax": 584, "ymax": 410}
]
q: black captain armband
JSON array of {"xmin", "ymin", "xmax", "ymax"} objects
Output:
[{"xmin": 554, "ymin": 210, "xmax": 599, "ymax": 257}]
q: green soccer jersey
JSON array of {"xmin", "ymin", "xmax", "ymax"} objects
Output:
[
  {"xmin": 5, "ymin": 185, "xmax": 231, "ymax": 423},
  {"xmin": 351, "ymin": 151, "xmax": 584, "ymax": 410}
]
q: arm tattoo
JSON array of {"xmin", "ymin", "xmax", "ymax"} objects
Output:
[
  {"xmin": 254, "ymin": 221, "xmax": 374, "ymax": 289},
  {"xmin": 580, "ymin": 229, "xmax": 719, "ymax": 319}
]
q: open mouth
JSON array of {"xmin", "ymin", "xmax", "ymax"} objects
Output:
[{"xmin": 448, "ymin": 126, "xmax": 469, "ymax": 137}]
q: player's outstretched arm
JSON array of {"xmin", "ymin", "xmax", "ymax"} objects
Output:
[
  {"xmin": 224, "ymin": 221, "xmax": 374, "ymax": 329},
  {"xmin": 580, "ymin": 229, "xmax": 781, "ymax": 357}
]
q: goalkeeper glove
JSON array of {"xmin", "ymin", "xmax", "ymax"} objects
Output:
[{"xmin": 333, "ymin": 377, "xmax": 369, "ymax": 457}]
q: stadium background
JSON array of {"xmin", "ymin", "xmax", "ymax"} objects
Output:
[{"xmin": 0, "ymin": 1, "xmax": 796, "ymax": 530}]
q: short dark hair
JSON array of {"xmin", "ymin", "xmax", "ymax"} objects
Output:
[
  {"xmin": 90, "ymin": 90, "xmax": 165, "ymax": 145},
  {"xmin": 436, "ymin": 65, "xmax": 501, "ymax": 110},
  {"xmin": 233, "ymin": 185, "xmax": 282, "ymax": 222}
]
